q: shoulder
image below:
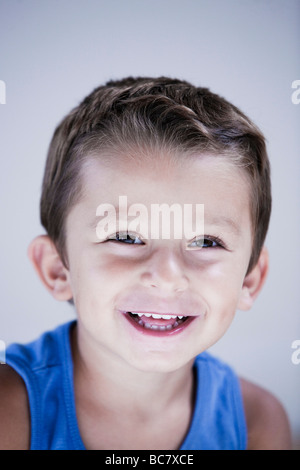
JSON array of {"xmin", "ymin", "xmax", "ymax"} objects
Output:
[
  {"xmin": 240, "ymin": 377, "xmax": 292, "ymax": 450},
  {"xmin": 0, "ymin": 364, "xmax": 30, "ymax": 449}
]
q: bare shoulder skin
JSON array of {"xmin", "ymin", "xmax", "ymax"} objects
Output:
[
  {"xmin": 0, "ymin": 365, "xmax": 30, "ymax": 450},
  {"xmin": 240, "ymin": 377, "xmax": 292, "ymax": 450}
]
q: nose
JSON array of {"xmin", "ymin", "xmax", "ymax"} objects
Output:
[{"xmin": 140, "ymin": 248, "xmax": 189, "ymax": 294}]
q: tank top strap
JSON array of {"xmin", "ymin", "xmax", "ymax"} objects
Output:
[
  {"xmin": 6, "ymin": 321, "xmax": 85, "ymax": 450},
  {"xmin": 180, "ymin": 352, "xmax": 247, "ymax": 450}
]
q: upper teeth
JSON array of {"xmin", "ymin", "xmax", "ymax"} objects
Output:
[{"xmin": 135, "ymin": 313, "xmax": 184, "ymax": 319}]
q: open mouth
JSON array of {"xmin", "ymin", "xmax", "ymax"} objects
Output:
[{"xmin": 122, "ymin": 311, "xmax": 196, "ymax": 336}]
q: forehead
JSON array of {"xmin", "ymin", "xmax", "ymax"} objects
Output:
[
  {"xmin": 73, "ymin": 150, "xmax": 252, "ymax": 234},
  {"xmin": 83, "ymin": 149, "xmax": 248, "ymax": 192}
]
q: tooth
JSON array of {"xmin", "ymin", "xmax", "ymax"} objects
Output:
[
  {"xmin": 132, "ymin": 312, "xmax": 185, "ymax": 320},
  {"xmin": 151, "ymin": 314, "xmax": 176, "ymax": 320}
]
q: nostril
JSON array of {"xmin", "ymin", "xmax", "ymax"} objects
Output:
[
  {"xmin": 175, "ymin": 286, "xmax": 185, "ymax": 294},
  {"xmin": 141, "ymin": 272, "xmax": 189, "ymax": 294},
  {"xmin": 140, "ymin": 272, "xmax": 156, "ymax": 287}
]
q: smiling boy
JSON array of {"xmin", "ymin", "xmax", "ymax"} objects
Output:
[{"xmin": 1, "ymin": 77, "xmax": 292, "ymax": 449}]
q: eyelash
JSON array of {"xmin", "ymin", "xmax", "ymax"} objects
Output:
[
  {"xmin": 106, "ymin": 232, "xmax": 144, "ymax": 245},
  {"xmin": 188, "ymin": 235, "xmax": 225, "ymax": 249},
  {"xmin": 104, "ymin": 232, "xmax": 225, "ymax": 249}
]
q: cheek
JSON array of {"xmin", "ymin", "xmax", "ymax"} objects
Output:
[
  {"xmin": 198, "ymin": 260, "xmax": 245, "ymax": 315},
  {"xmin": 191, "ymin": 264, "xmax": 244, "ymax": 349},
  {"xmin": 69, "ymin": 252, "xmax": 135, "ymax": 313}
]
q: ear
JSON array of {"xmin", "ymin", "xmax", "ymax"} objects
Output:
[
  {"xmin": 237, "ymin": 246, "xmax": 269, "ymax": 311},
  {"xmin": 27, "ymin": 235, "xmax": 73, "ymax": 301}
]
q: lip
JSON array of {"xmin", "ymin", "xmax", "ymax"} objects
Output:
[
  {"xmin": 119, "ymin": 310, "xmax": 199, "ymax": 337},
  {"xmin": 124, "ymin": 310, "xmax": 199, "ymax": 317}
]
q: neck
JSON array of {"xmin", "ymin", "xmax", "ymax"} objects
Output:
[{"xmin": 71, "ymin": 322, "xmax": 195, "ymax": 417}]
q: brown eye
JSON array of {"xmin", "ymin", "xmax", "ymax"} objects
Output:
[
  {"xmin": 188, "ymin": 237, "xmax": 222, "ymax": 248},
  {"xmin": 108, "ymin": 232, "xmax": 144, "ymax": 245}
]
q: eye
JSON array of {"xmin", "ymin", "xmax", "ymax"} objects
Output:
[
  {"xmin": 107, "ymin": 231, "xmax": 145, "ymax": 245},
  {"xmin": 188, "ymin": 236, "xmax": 223, "ymax": 249}
]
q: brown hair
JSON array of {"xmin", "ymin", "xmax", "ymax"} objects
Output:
[{"xmin": 40, "ymin": 76, "xmax": 271, "ymax": 274}]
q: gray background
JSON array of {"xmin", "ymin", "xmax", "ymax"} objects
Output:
[{"xmin": 0, "ymin": 0, "xmax": 299, "ymax": 448}]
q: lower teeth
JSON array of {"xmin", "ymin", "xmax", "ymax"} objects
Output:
[{"xmin": 129, "ymin": 313, "xmax": 186, "ymax": 331}]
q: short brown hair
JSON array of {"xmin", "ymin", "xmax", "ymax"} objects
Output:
[{"xmin": 40, "ymin": 76, "xmax": 271, "ymax": 274}]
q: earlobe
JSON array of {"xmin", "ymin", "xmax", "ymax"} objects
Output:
[
  {"xmin": 238, "ymin": 246, "xmax": 269, "ymax": 311},
  {"xmin": 27, "ymin": 235, "xmax": 73, "ymax": 301}
]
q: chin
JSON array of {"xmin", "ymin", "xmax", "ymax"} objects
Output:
[{"xmin": 124, "ymin": 349, "xmax": 196, "ymax": 374}]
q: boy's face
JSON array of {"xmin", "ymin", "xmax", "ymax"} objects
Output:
[{"xmin": 65, "ymin": 151, "xmax": 253, "ymax": 373}]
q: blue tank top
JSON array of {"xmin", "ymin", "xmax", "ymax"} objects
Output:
[{"xmin": 6, "ymin": 321, "xmax": 247, "ymax": 450}]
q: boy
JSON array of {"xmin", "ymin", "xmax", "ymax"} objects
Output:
[{"xmin": 1, "ymin": 77, "xmax": 292, "ymax": 450}]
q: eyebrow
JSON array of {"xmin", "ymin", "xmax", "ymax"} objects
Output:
[
  {"xmin": 89, "ymin": 212, "xmax": 117, "ymax": 229},
  {"xmin": 204, "ymin": 216, "xmax": 241, "ymax": 236},
  {"xmin": 89, "ymin": 207, "xmax": 129, "ymax": 231}
]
